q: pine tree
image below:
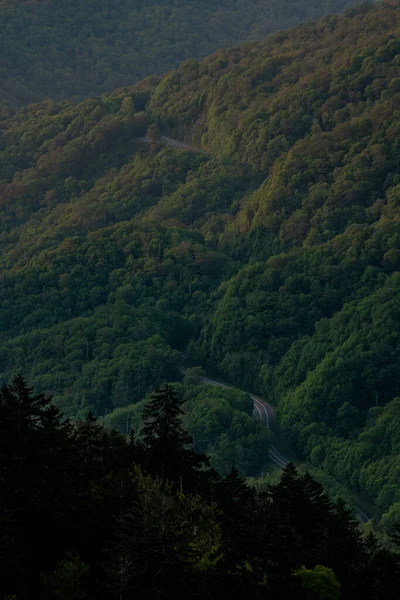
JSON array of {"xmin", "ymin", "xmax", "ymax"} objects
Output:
[
  {"xmin": 40, "ymin": 552, "xmax": 89, "ymax": 600},
  {"xmin": 140, "ymin": 384, "xmax": 207, "ymax": 491},
  {"xmin": 71, "ymin": 419, "xmax": 139, "ymax": 595},
  {"xmin": 325, "ymin": 498, "xmax": 364, "ymax": 598},
  {"xmin": 104, "ymin": 473, "xmax": 186, "ymax": 600},
  {"xmin": 265, "ymin": 464, "xmax": 364, "ymax": 595},
  {"xmin": 212, "ymin": 467, "xmax": 261, "ymax": 596},
  {"xmin": 359, "ymin": 532, "xmax": 400, "ymax": 600},
  {"xmin": 0, "ymin": 376, "xmax": 74, "ymax": 598}
]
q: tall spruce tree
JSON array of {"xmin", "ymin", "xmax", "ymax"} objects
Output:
[
  {"xmin": 104, "ymin": 472, "xmax": 188, "ymax": 600},
  {"xmin": 325, "ymin": 498, "xmax": 364, "ymax": 600},
  {"xmin": 213, "ymin": 467, "xmax": 261, "ymax": 598},
  {"xmin": 0, "ymin": 376, "xmax": 74, "ymax": 598},
  {"xmin": 359, "ymin": 533, "xmax": 400, "ymax": 600},
  {"xmin": 215, "ymin": 465, "xmax": 256, "ymax": 558},
  {"xmin": 140, "ymin": 384, "xmax": 207, "ymax": 491}
]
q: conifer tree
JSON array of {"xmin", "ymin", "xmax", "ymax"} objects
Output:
[
  {"xmin": 140, "ymin": 384, "xmax": 207, "ymax": 491},
  {"xmin": 266, "ymin": 464, "xmax": 363, "ymax": 593},
  {"xmin": 0, "ymin": 376, "xmax": 74, "ymax": 598},
  {"xmin": 359, "ymin": 533, "xmax": 400, "ymax": 600},
  {"xmin": 325, "ymin": 498, "xmax": 364, "ymax": 597},
  {"xmin": 104, "ymin": 472, "xmax": 186, "ymax": 600},
  {"xmin": 213, "ymin": 466, "xmax": 260, "ymax": 595}
]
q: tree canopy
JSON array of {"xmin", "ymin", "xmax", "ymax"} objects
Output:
[{"xmin": 1, "ymin": 0, "xmax": 400, "ymax": 534}]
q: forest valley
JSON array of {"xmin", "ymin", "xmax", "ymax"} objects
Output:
[{"xmin": 1, "ymin": 0, "xmax": 400, "ymax": 583}]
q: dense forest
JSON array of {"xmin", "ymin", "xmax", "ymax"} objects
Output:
[
  {"xmin": 1, "ymin": 0, "xmax": 400, "ymax": 538},
  {"xmin": 0, "ymin": 0, "xmax": 361, "ymax": 106},
  {"xmin": 1, "ymin": 378, "xmax": 399, "ymax": 599},
  {"xmin": 103, "ymin": 369, "xmax": 273, "ymax": 478}
]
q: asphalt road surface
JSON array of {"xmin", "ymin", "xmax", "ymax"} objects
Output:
[{"xmin": 140, "ymin": 135, "xmax": 209, "ymax": 155}]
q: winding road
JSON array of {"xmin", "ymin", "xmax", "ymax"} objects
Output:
[
  {"xmin": 197, "ymin": 373, "xmax": 369, "ymax": 523},
  {"xmin": 200, "ymin": 375, "xmax": 289, "ymax": 469}
]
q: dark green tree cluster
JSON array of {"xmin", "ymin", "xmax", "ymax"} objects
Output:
[
  {"xmin": 103, "ymin": 379, "xmax": 272, "ymax": 477},
  {"xmin": 1, "ymin": 377, "xmax": 399, "ymax": 599},
  {"xmin": 0, "ymin": 0, "xmax": 359, "ymax": 106}
]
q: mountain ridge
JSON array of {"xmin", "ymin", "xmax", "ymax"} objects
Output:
[{"xmin": 0, "ymin": 0, "xmax": 360, "ymax": 106}]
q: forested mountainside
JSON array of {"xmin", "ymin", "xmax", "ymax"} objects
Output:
[
  {"xmin": 1, "ymin": 0, "xmax": 400, "ymax": 533},
  {"xmin": 0, "ymin": 0, "xmax": 360, "ymax": 106},
  {"xmin": 3, "ymin": 379, "xmax": 399, "ymax": 599}
]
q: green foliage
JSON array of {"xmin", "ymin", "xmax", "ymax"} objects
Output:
[
  {"xmin": 1, "ymin": 0, "xmax": 400, "ymax": 536},
  {"xmin": 0, "ymin": 0, "xmax": 359, "ymax": 106},
  {"xmin": 41, "ymin": 552, "xmax": 88, "ymax": 600},
  {"xmin": 183, "ymin": 366, "xmax": 206, "ymax": 387},
  {"xmin": 293, "ymin": 565, "xmax": 341, "ymax": 600},
  {"xmin": 102, "ymin": 399, "xmax": 147, "ymax": 435},
  {"xmin": 183, "ymin": 385, "xmax": 271, "ymax": 477}
]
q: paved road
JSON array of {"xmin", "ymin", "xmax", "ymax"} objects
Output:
[
  {"xmin": 140, "ymin": 135, "xmax": 210, "ymax": 155},
  {"xmin": 200, "ymin": 375, "xmax": 288, "ymax": 469},
  {"xmin": 252, "ymin": 395, "xmax": 289, "ymax": 469},
  {"xmin": 354, "ymin": 506, "xmax": 370, "ymax": 523},
  {"xmin": 198, "ymin": 374, "xmax": 369, "ymax": 522},
  {"xmin": 161, "ymin": 136, "xmax": 210, "ymax": 155}
]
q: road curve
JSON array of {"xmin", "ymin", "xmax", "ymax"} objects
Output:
[
  {"xmin": 160, "ymin": 136, "xmax": 210, "ymax": 155},
  {"xmin": 139, "ymin": 135, "xmax": 210, "ymax": 155},
  {"xmin": 197, "ymin": 373, "xmax": 369, "ymax": 522},
  {"xmin": 199, "ymin": 375, "xmax": 288, "ymax": 468}
]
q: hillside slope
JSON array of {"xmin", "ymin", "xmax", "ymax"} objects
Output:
[
  {"xmin": 0, "ymin": 0, "xmax": 359, "ymax": 106},
  {"xmin": 1, "ymin": 1, "xmax": 400, "ymax": 531}
]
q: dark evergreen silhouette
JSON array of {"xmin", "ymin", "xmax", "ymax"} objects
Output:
[
  {"xmin": 140, "ymin": 384, "xmax": 208, "ymax": 492},
  {"xmin": 0, "ymin": 376, "xmax": 74, "ymax": 598},
  {"xmin": 1, "ymin": 377, "xmax": 399, "ymax": 599}
]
